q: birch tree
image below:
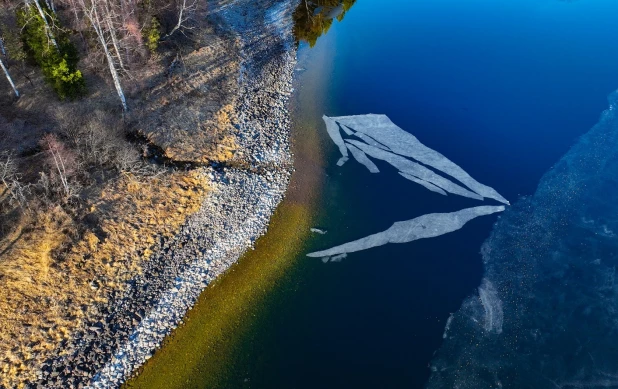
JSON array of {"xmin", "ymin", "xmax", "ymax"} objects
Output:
[
  {"xmin": 164, "ymin": 0, "xmax": 197, "ymax": 39},
  {"xmin": 45, "ymin": 0, "xmax": 56, "ymax": 13},
  {"xmin": 103, "ymin": 1, "xmax": 126, "ymax": 72},
  {"xmin": 0, "ymin": 57, "xmax": 19, "ymax": 97},
  {"xmin": 77, "ymin": 0, "xmax": 127, "ymax": 111},
  {"xmin": 41, "ymin": 134, "xmax": 78, "ymax": 198},
  {"xmin": 29, "ymin": 0, "xmax": 58, "ymax": 49},
  {"xmin": 0, "ymin": 31, "xmax": 19, "ymax": 97}
]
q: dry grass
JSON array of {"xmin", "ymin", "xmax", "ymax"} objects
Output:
[
  {"xmin": 0, "ymin": 170, "xmax": 209, "ymax": 388},
  {"xmin": 160, "ymin": 104, "xmax": 238, "ymax": 163},
  {"xmin": 133, "ymin": 29, "xmax": 241, "ymax": 164},
  {"xmin": 0, "ymin": 10, "xmax": 240, "ymax": 388}
]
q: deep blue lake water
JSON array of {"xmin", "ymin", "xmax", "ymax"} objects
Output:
[{"xmin": 220, "ymin": 0, "xmax": 618, "ymax": 387}]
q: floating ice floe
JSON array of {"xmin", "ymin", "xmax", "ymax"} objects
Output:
[
  {"xmin": 352, "ymin": 131, "xmax": 391, "ymax": 151},
  {"xmin": 323, "ymin": 115, "xmax": 349, "ymax": 166},
  {"xmin": 322, "ymin": 253, "xmax": 347, "ymax": 263},
  {"xmin": 310, "ymin": 228, "xmax": 327, "ymax": 235},
  {"xmin": 398, "ymin": 172, "xmax": 447, "ymax": 196},
  {"xmin": 312, "ymin": 114, "xmax": 508, "ymax": 259},
  {"xmin": 307, "ymin": 206, "xmax": 504, "ymax": 258},
  {"xmin": 324, "ymin": 114, "xmax": 509, "ymax": 205},
  {"xmin": 340, "ymin": 124, "xmax": 355, "ymax": 136},
  {"xmin": 347, "ymin": 139, "xmax": 483, "ymax": 200},
  {"xmin": 346, "ymin": 142, "xmax": 380, "ymax": 173}
]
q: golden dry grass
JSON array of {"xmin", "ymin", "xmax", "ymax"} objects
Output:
[
  {"xmin": 135, "ymin": 30, "xmax": 241, "ymax": 164},
  {"xmin": 161, "ymin": 104, "xmax": 238, "ymax": 163},
  {"xmin": 0, "ymin": 170, "xmax": 209, "ymax": 388}
]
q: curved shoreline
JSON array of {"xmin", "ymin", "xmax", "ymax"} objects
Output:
[
  {"xmin": 89, "ymin": 0, "xmax": 299, "ymax": 386},
  {"xmin": 124, "ymin": 16, "xmax": 335, "ymax": 387},
  {"xmin": 90, "ymin": 170, "xmax": 291, "ymax": 389},
  {"xmin": 34, "ymin": 1, "xmax": 300, "ymax": 388}
]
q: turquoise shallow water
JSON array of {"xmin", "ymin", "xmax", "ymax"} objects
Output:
[{"xmin": 208, "ymin": 0, "xmax": 618, "ymax": 387}]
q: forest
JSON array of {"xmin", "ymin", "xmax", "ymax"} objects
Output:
[{"xmin": 0, "ymin": 0, "xmax": 207, "ymax": 216}]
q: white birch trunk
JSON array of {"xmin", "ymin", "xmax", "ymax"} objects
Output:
[
  {"xmin": 32, "ymin": 0, "xmax": 58, "ymax": 49},
  {"xmin": 47, "ymin": 0, "xmax": 56, "ymax": 13},
  {"xmin": 50, "ymin": 147, "xmax": 69, "ymax": 196},
  {"xmin": 0, "ymin": 57, "xmax": 19, "ymax": 97},
  {"xmin": 91, "ymin": 6, "xmax": 127, "ymax": 111},
  {"xmin": 105, "ymin": 13, "xmax": 126, "ymax": 72},
  {"xmin": 165, "ymin": 0, "xmax": 187, "ymax": 38}
]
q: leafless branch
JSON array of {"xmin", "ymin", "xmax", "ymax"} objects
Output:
[{"xmin": 163, "ymin": 0, "xmax": 198, "ymax": 39}]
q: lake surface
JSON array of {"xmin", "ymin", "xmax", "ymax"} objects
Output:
[
  {"xmin": 227, "ymin": 0, "xmax": 618, "ymax": 387},
  {"xmin": 130, "ymin": 0, "xmax": 618, "ymax": 387}
]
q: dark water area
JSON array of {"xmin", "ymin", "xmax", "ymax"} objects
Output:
[
  {"xmin": 213, "ymin": 0, "xmax": 618, "ymax": 387},
  {"xmin": 427, "ymin": 89, "xmax": 618, "ymax": 388}
]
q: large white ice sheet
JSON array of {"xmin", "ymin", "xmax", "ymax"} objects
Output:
[
  {"xmin": 307, "ymin": 206, "xmax": 505, "ymax": 258},
  {"xmin": 325, "ymin": 114, "xmax": 509, "ymax": 205},
  {"xmin": 347, "ymin": 139, "xmax": 483, "ymax": 200}
]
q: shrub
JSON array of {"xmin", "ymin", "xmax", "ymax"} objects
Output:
[
  {"xmin": 16, "ymin": 4, "xmax": 85, "ymax": 99},
  {"xmin": 144, "ymin": 17, "xmax": 161, "ymax": 53}
]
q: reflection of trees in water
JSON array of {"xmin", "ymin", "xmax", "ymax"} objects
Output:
[{"xmin": 293, "ymin": 0, "xmax": 356, "ymax": 47}]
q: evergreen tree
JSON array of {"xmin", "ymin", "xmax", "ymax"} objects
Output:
[{"xmin": 17, "ymin": 2, "xmax": 85, "ymax": 99}]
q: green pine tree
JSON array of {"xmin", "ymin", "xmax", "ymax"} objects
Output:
[{"xmin": 17, "ymin": 3, "xmax": 85, "ymax": 99}]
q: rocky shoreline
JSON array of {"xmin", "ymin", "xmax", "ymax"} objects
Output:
[{"xmin": 30, "ymin": 0, "xmax": 299, "ymax": 388}]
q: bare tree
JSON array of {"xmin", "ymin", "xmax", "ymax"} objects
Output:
[
  {"xmin": 0, "ymin": 152, "xmax": 29, "ymax": 208},
  {"xmin": 164, "ymin": 0, "xmax": 197, "ymax": 39},
  {"xmin": 60, "ymin": 0, "xmax": 85, "ymax": 39},
  {"xmin": 113, "ymin": 143, "xmax": 139, "ymax": 171},
  {"xmin": 117, "ymin": 0, "xmax": 143, "ymax": 66},
  {"xmin": 41, "ymin": 134, "xmax": 78, "ymax": 198},
  {"xmin": 0, "ymin": 153, "xmax": 17, "ymax": 189},
  {"xmin": 77, "ymin": 0, "xmax": 127, "ymax": 111}
]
